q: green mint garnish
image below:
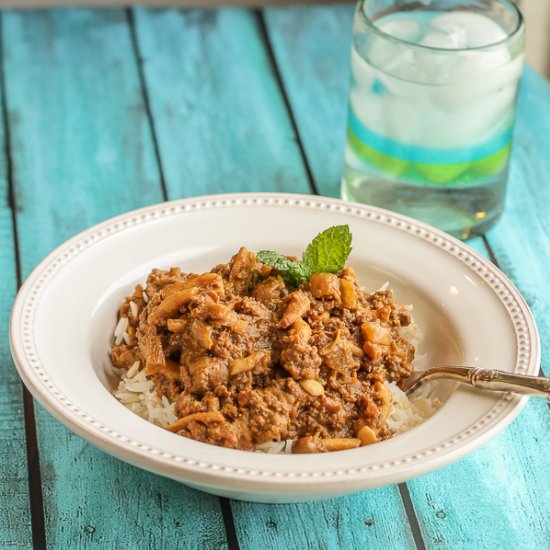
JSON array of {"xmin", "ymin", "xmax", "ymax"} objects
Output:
[
  {"xmin": 254, "ymin": 251, "xmax": 309, "ymax": 285},
  {"xmin": 301, "ymin": 225, "xmax": 352, "ymax": 276},
  {"xmin": 257, "ymin": 225, "xmax": 352, "ymax": 286}
]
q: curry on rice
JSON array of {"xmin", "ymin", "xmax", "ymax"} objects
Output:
[{"xmin": 111, "ymin": 247, "xmax": 416, "ymax": 453}]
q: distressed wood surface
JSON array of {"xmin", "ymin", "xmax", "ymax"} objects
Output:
[
  {"xmin": 1, "ymin": 4, "xmax": 549, "ymax": 550},
  {"xmin": 263, "ymin": 4, "xmax": 550, "ymax": 549},
  {"xmin": 232, "ymin": 486, "xmax": 416, "ymax": 550},
  {"xmin": 132, "ymin": 7, "xmax": 311, "ymax": 197},
  {"xmin": 408, "ymin": 398, "xmax": 550, "ymax": 549},
  {"xmin": 264, "ymin": 3, "xmax": 353, "ymax": 197},
  {"xmin": 2, "ymin": 8, "xmax": 227, "ymax": 549},
  {"xmin": 263, "ymin": 3, "xmax": 485, "ymax": 255},
  {"xmin": 486, "ymin": 68, "xmax": 550, "ymax": 377},
  {"xmin": 0, "ymin": 71, "xmax": 33, "ymax": 547}
]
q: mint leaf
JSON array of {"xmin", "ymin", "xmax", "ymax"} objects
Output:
[
  {"xmin": 256, "ymin": 225, "xmax": 352, "ymax": 286},
  {"xmin": 301, "ymin": 225, "xmax": 352, "ymax": 275},
  {"xmin": 256, "ymin": 251, "xmax": 308, "ymax": 285}
]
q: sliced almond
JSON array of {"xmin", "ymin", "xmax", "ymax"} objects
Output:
[
  {"xmin": 229, "ymin": 351, "xmax": 267, "ymax": 376},
  {"xmin": 166, "ymin": 411, "xmax": 224, "ymax": 432},
  {"xmin": 320, "ymin": 438, "xmax": 361, "ymax": 452},
  {"xmin": 300, "ymin": 379, "xmax": 325, "ymax": 397},
  {"xmin": 161, "ymin": 273, "xmax": 224, "ymax": 298},
  {"xmin": 149, "ymin": 288, "xmax": 198, "ymax": 323},
  {"xmin": 357, "ymin": 425, "xmax": 379, "ymax": 446}
]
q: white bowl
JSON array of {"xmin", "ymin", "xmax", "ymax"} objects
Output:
[{"xmin": 10, "ymin": 193, "xmax": 540, "ymax": 503}]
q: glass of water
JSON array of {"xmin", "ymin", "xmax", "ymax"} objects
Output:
[{"xmin": 341, "ymin": 0, "xmax": 524, "ymax": 239}]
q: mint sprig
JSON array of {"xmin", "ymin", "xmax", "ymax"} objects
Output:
[
  {"xmin": 254, "ymin": 251, "xmax": 309, "ymax": 285},
  {"xmin": 257, "ymin": 225, "xmax": 352, "ymax": 286}
]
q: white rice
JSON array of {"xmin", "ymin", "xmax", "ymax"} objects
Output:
[
  {"xmin": 113, "ymin": 317, "xmax": 129, "ymax": 346},
  {"xmin": 384, "ymin": 307, "xmax": 441, "ymax": 434},
  {"xmin": 385, "ymin": 380, "xmax": 441, "ymax": 434},
  {"xmin": 113, "ymin": 360, "xmax": 177, "ymax": 427},
  {"xmin": 112, "ymin": 301, "xmax": 441, "ymax": 451},
  {"xmin": 255, "ymin": 440, "xmax": 294, "ymax": 454},
  {"xmin": 129, "ymin": 301, "xmax": 138, "ymax": 319}
]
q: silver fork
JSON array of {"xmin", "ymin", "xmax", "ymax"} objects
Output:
[{"xmin": 402, "ymin": 366, "xmax": 550, "ymax": 399}]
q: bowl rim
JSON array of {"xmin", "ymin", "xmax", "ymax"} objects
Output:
[{"xmin": 9, "ymin": 192, "xmax": 540, "ymax": 495}]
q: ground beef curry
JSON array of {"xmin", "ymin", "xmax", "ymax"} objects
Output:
[{"xmin": 111, "ymin": 247, "xmax": 415, "ymax": 453}]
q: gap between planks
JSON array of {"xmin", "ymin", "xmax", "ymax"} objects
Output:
[
  {"xmin": 0, "ymin": 13, "xmax": 47, "ymax": 550},
  {"xmin": 220, "ymin": 497, "xmax": 241, "ymax": 550},
  {"xmin": 398, "ymin": 484, "xmax": 427, "ymax": 550},
  {"xmin": 126, "ymin": 8, "xmax": 169, "ymax": 202},
  {"xmin": 255, "ymin": 9, "xmax": 319, "ymax": 196}
]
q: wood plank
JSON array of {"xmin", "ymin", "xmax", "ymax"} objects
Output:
[
  {"xmin": 0, "ymin": 242, "xmax": 32, "ymax": 549},
  {"xmin": 232, "ymin": 486, "xmax": 416, "ymax": 550},
  {"xmin": 263, "ymin": 4, "xmax": 550, "ymax": 548},
  {"xmin": 485, "ymin": 67, "xmax": 550, "ymax": 377},
  {"xmin": 408, "ymin": 397, "xmax": 550, "ymax": 549},
  {"xmin": 0, "ymin": 102, "xmax": 33, "ymax": 549},
  {"xmin": 132, "ymin": 6, "xmax": 312, "ymax": 197},
  {"xmin": 263, "ymin": 3, "xmax": 354, "ymax": 197},
  {"xmin": 2, "ymin": 8, "xmax": 227, "ymax": 548}
]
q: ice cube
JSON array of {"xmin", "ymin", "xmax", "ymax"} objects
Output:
[
  {"xmin": 431, "ymin": 11, "xmax": 508, "ymax": 48},
  {"xmin": 365, "ymin": 34, "xmax": 414, "ymax": 74},
  {"xmin": 436, "ymin": 79, "xmax": 518, "ymax": 144},
  {"xmin": 379, "ymin": 18, "xmax": 422, "ymax": 43},
  {"xmin": 354, "ymin": 35, "xmax": 427, "ymax": 106},
  {"xmin": 429, "ymin": 49, "xmax": 519, "ymax": 110},
  {"xmin": 351, "ymin": 45, "xmax": 376, "ymax": 91},
  {"xmin": 420, "ymin": 28, "xmax": 467, "ymax": 49},
  {"xmin": 412, "ymin": 33, "xmax": 513, "ymax": 88},
  {"xmin": 350, "ymin": 88, "xmax": 420, "ymax": 145}
]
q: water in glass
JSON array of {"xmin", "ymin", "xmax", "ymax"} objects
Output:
[{"xmin": 342, "ymin": 1, "xmax": 524, "ymax": 238}]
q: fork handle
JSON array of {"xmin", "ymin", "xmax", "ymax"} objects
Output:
[{"xmin": 424, "ymin": 366, "xmax": 550, "ymax": 399}]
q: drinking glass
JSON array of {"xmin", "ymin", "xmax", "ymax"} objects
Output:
[{"xmin": 341, "ymin": 0, "xmax": 525, "ymax": 239}]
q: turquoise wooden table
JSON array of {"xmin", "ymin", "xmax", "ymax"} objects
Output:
[{"xmin": 1, "ymin": 4, "xmax": 549, "ymax": 549}]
